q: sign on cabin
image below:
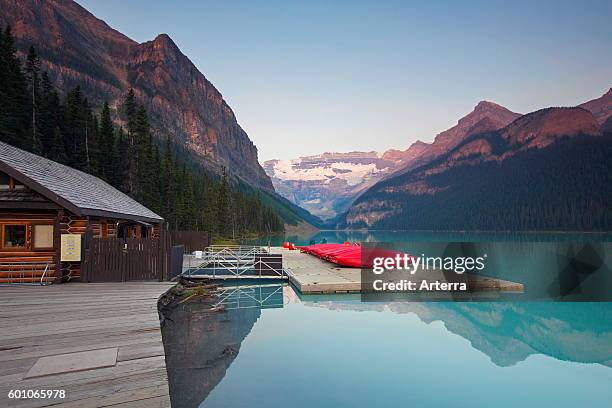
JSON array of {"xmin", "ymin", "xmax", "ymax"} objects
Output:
[{"xmin": 61, "ymin": 234, "xmax": 82, "ymax": 262}]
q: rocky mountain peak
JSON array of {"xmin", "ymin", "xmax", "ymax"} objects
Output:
[
  {"xmin": 382, "ymin": 140, "xmax": 429, "ymax": 164},
  {"xmin": 0, "ymin": 0, "xmax": 273, "ymax": 191},
  {"xmin": 149, "ymin": 33, "xmax": 182, "ymax": 56},
  {"xmin": 474, "ymin": 100, "xmax": 505, "ymax": 111},
  {"xmin": 456, "ymin": 100, "xmax": 520, "ymax": 129},
  {"xmin": 386, "ymin": 101, "xmax": 520, "ymax": 174}
]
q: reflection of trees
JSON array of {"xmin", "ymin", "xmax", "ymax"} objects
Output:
[
  {"xmin": 303, "ymin": 300, "xmax": 612, "ymax": 367},
  {"xmin": 161, "ymin": 303, "xmax": 261, "ymax": 408}
]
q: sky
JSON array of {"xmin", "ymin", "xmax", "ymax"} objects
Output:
[{"xmin": 78, "ymin": 0, "xmax": 612, "ymax": 162}]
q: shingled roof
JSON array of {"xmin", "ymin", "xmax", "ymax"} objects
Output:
[{"xmin": 0, "ymin": 141, "xmax": 163, "ymax": 223}]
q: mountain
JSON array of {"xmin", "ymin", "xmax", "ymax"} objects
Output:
[
  {"xmin": 389, "ymin": 101, "xmax": 521, "ymax": 178},
  {"xmin": 0, "ymin": 0, "xmax": 272, "ymax": 190},
  {"xmin": 265, "ymin": 102, "xmax": 519, "ymax": 220},
  {"xmin": 263, "ymin": 152, "xmax": 398, "ymax": 220},
  {"xmin": 381, "ymin": 140, "xmax": 430, "ymax": 169},
  {"xmin": 341, "ymin": 106, "xmax": 612, "ymax": 231},
  {"xmin": 580, "ymin": 87, "xmax": 612, "ymax": 124}
]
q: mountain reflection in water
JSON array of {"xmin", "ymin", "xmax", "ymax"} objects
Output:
[{"xmin": 161, "ymin": 284, "xmax": 612, "ymax": 408}]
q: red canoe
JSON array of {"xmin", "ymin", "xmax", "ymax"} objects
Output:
[{"xmin": 296, "ymin": 243, "xmax": 410, "ymax": 268}]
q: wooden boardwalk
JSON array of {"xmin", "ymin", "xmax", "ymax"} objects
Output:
[{"xmin": 0, "ymin": 282, "xmax": 174, "ymax": 408}]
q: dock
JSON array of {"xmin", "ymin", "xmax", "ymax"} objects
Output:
[
  {"xmin": 272, "ymin": 247, "xmax": 524, "ymax": 294},
  {"xmin": 0, "ymin": 282, "xmax": 174, "ymax": 408}
]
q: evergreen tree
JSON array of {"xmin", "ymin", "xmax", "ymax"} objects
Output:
[
  {"xmin": 61, "ymin": 86, "xmax": 88, "ymax": 169},
  {"xmin": 121, "ymin": 89, "xmax": 138, "ymax": 195},
  {"xmin": 24, "ymin": 45, "xmax": 42, "ymax": 153},
  {"xmin": 181, "ymin": 171, "xmax": 196, "ymax": 230},
  {"xmin": 0, "ymin": 28, "xmax": 285, "ymax": 238},
  {"xmin": 48, "ymin": 125, "xmax": 67, "ymax": 163},
  {"xmin": 160, "ymin": 136, "xmax": 176, "ymax": 227},
  {"xmin": 115, "ymin": 127, "xmax": 130, "ymax": 192},
  {"xmin": 0, "ymin": 25, "xmax": 29, "ymax": 147},
  {"xmin": 216, "ymin": 168, "xmax": 231, "ymax": 236},
  {"xmin": 133, "ymin": 104, "xmax": 154, "ymax": 204},
  {"xmin": 149, "ymin": 144, "xmax": 162, "ymax": 214},
  {"xmin": 38, "ymin": 71, "xmax": 61, "ymax": 156},
  {"xmin": 98, "ymin": 102, "xmax": 114, "ymax": 181}
]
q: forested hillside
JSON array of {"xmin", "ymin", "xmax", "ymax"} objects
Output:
[
  {"xmin": 342, "ymin": 130, "xmax": 612, "ymax": 231},
  {"xmin": 0, "ymin": 26, "xmax": 284, "ymax": 237}
]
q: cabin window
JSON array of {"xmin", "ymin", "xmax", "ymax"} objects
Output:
[
  {"xmin": 101, "ymin": 222, "xmax": 109, "ymax": 238},
  {"xmin": 2, "ymin": 224, "xmax": 27, "ymax": 248},
  {"xmin": 0, "ymin": 172, "xmax": 25, "ymax": 191},
  {"xmin": 0, "ymin": 173, "xmax": 10, "ymax": 190},
  {"xmin": 33, "ymin": 225, "xmax": 54, "ymax": 249}
]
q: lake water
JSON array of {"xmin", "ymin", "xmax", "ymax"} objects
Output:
[
  {"xmin": 252, "ymin": 230, "xmax": 612, "ymax": 300},
  {"xmin": 250, "ymin": 230, "xmax": 612, "ymax": 246},
  {"xmin": 161, "ymin": 284, "xmax": 612, "ymax": 408}
]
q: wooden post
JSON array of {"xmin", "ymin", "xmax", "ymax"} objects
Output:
[
  {"xmin": 81, "ymin": 221, "xmax": 93, "ymax": 282},
  {"xmin": 54, "ymin": 210, "xmax": 62, "ymax": 283}
]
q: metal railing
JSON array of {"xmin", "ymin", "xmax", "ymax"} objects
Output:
[
  {"xmin": 212, "ymin": 283, "xmax": 285, "ymax": 310},
  {"xmin": 0, "ymin": 261, "xmax": 52, "ymax": 286},
  {"xmin": 183, "ymin": 245, "xmax": 285, "ymax": 279}
]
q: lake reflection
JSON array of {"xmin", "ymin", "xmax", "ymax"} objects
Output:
[{"xmin": 161, "ymin": 284, "xmax": 612, "ymax": 408}]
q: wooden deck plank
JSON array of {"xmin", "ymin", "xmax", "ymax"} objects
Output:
[{"xmin": 0, "ymin": 282, "xmax": 174, "ymax": 408}]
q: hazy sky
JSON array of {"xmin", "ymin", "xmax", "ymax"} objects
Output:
[{"xmin": 79, "ymin": 0, "xmax": 612, "ymax": 162}]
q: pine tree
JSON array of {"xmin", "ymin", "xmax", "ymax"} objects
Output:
[
  {"xmin": 149, "ymin": 144, "xmax": 162, "ymax": 213},
  {"xmin": 160, "ymin": 136, "xmax": 176, "ymax": 227},
  {"xmin": 62, "ymin": 86, "xmax": 88, "ymax": 169},
  {"xmin": 121, "ymin": 89, "xmax": 138, "ymax": 196},
  {"xmin": 181, "ymin": 171, "xmax": 196, "ymax": 230},
  {"xmin": 115, "ymin": 127, "xmax": 130, "ymax": 193},
  {"xmin": 38, "ymin": 71, "xmax": 60, "ymax": 155},
  {"xmin": 48, "ymin": 125, "xmax": 67, "ymax": 163},
  {"xmin": 24, "ymin": 45, "xmax": 42, "ymax": 153},
  {"xmin": 216, "ymin": 168, "xmax": 231, "ymax": 236},
  {"xmin": 82, "ymin": 98, "xmax": 99, "ymax": 175},
  {"xmin": 98, "ymin": 102, "xmax": 114, "ymax": 181},
  {"xmin": 134, "ymin": 104, "xmax": 153, "ymax": 204},
  {"xmin": 0, "ymin": 25, "xmax": 29, "ymax": 148}
]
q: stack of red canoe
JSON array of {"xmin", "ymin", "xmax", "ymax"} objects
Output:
[
  {"xmin": 298, "ymin": 243, "xmax": 363, "ymax": 267},
  {"xmin": 282, "ymin": 242, "xmax": 297, "ymax": 250},
  {"xmin": 296, "ymin": 242, "xmax": 409, "ymax": 268}
]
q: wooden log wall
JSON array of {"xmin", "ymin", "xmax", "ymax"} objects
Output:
[
  {"xmin": 0, "ymin": 211, "xmax": 58, "ymax": 284},
  {"xmin": 57, "ymin": 211, "xmax": 89, "ymax": 281},
  {"xmin": 89, "ymin": 218, "xmax": 118, "ymax": 239},
  {"xmin": 0, "ymin": 208, "xmax": 163, "ymax": 284}
]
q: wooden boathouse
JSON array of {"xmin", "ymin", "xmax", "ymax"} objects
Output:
[{"xmin": 0, "ymin": 141, "xmax": 164, "ymax": 284}]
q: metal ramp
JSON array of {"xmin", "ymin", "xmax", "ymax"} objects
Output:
[{"xmin": 183, "ymin": 245, "xmax": 287, "ymax": 280}]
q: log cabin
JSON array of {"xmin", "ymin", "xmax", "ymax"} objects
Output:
[{"xmin": 0, "ymin": 141, "xmax": 163, "ymax": 284}]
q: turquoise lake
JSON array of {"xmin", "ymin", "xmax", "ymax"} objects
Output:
[
  {"xmin": 161, "ymin": 231, "xmax": 612, "ymax": 407},
  {"xmin": 249, "ymin": 229, "xmax": 612, "ymax": 246},
  {"xmin": 162, "ymin": 286, "xmax": 612, "ymax": 408}
]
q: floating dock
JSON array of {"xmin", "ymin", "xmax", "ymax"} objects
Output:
[
  {"xmin": 271, "ymin": 247, "xmax": 524, "ymax": 295},
  {"xmin": 182, "ymin": 246, "xmax": 523, "ymax": 295}
]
